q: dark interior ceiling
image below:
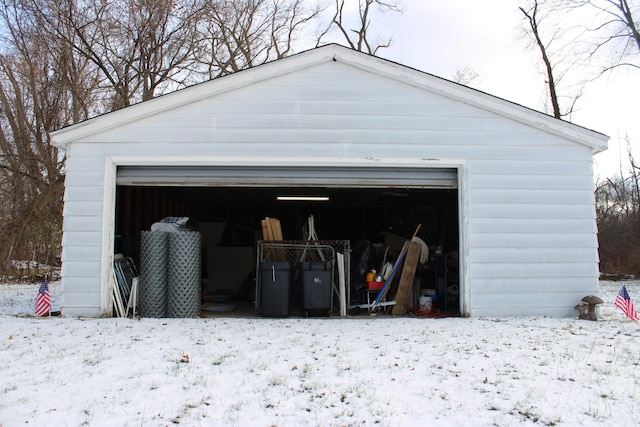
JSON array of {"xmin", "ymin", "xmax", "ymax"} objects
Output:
[
  {"xmin": 115, "ymin": 185, "xmax": 459, "ymax": 260},
  {"xmin": 155, "ymin": 186, "xmax": 450, "ymax": 208}
]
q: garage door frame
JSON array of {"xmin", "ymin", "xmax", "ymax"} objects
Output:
[{"xmin": 101, "ymin": 155, "xmax": 470, "ymax": 316}]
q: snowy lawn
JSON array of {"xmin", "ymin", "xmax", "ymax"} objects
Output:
[{"xmin": 1, "ymin": 280, "xmax": 639, "ymax": 427}]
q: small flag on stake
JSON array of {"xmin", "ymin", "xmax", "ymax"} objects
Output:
[
  {"xmin": 614, "ymin": 285, "xmax": 639, "ymax": 321},
  {"xmin": 35, "ymin": 276, "xmax": 51, "ymax": 317}
]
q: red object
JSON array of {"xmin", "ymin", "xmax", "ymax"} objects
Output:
[
  {"xmin": 366, "ymin": 281, "xmax": 384, "ymax": 291},
  {"xmin": 615, "ymin": 285, "xmax": 639, "ymax": 321},
  {"xmin": 35, "ymin": 278, "xmax": 51, "ymax": 316}
]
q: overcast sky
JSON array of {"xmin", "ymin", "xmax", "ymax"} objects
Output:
[{"xmin": 339, "ymin": 0, "xmax": 639, "ymax": 179}]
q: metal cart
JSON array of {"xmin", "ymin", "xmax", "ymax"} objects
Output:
[{"xmin": 256, "ymin": 240, "xmax": 350, "ymax": 316}]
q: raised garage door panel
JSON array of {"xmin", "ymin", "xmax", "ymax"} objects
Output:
[{"xmin": 116, "ymin": 166, "xmax": 458, "ymax": 188}]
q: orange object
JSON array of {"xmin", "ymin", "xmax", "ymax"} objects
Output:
[{"xmin": 366, "ymin": 271, "xmax": 376, "ymax": 282}]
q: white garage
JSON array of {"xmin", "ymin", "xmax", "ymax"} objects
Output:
[{"xmin": 50, "ymin": 44, "xmax": 608, "ymax": 318}]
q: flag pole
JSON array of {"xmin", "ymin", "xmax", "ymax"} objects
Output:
[{"xmin": 47, "ymin": 274, "xmax": 51, "ymax": 317}]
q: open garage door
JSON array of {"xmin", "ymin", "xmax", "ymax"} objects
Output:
[
  {"xmin": 114, "ymin": 165, "xmax": 461, "ymax": 317},
  {"xmin": 116, "ymin": 165, "xmax": 458, "ymax": 188}
]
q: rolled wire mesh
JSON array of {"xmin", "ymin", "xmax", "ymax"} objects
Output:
[
  {"xmin": 139, "ymin": 231, "xmax": 169, "ymax": 317},
  {"xmin": 167, "ymin": 231, "xmax": 201, "ymax": 318}
]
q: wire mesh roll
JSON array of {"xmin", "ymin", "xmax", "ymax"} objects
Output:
[
  {"xmin": 139, "ymin": 231, "xmax": 169, "ymax": 317},
  {"xmin": 167, "ymin": 231, "xmax": 201, "ymax": 318}
]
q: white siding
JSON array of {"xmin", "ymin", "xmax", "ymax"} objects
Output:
[
  {"xmin": 55, "ymin": 55, "xmax": 603, "ymax": 317},
  {"xmin": 60, "ymin": 155, "xmax": 106, "ymax": 316}
]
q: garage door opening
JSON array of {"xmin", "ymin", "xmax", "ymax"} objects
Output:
[{"xmin": 113, "ymin": 168, "xmax": 461, "ymax": 318}]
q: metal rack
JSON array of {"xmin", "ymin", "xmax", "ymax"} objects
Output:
[{"xmin": 255, "ymin": 240, "xmax": 351, "ymax": 315}]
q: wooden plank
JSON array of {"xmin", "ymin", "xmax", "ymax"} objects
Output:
[
  {"xmin": 392, "ymin": 241, "xmax": 422, "ymax": 316},
  {"xmin": 263, "ymin": 217, "xmax": 286, "ymax": 261},
  {"xmin": 272, "ymin": 218, "xmax": 284, "ymax": 240},
  {"xmin": 265, "ymin": 217, "xmax": 276, "ymax": 240},
  {"xmin": 273, "ymin": 218, "xmax": 287, "ymax": 261}
]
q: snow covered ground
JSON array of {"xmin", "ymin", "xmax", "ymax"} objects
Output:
[{"xmin": 1, "ymin": 280, "xmax": 639, "ymax": 427}]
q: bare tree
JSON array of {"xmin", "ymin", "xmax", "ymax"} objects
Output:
[
  {"xmin": 595, "ymin": 144, "xmax": 640, "ymax": 274},
  {"xmin": 596, "ymin": 0, "xmax": 639, "ymax": 52},
  {"xmin": 565, "ymin": 0, "xmax": 640, "ymax": 72},
  {"xmin": 29, "ymin": 0, "xmax": 207, "ymax": 110},
  {"xmin": 519, "ymin": 1, "xmax": 639, "ymax": 120},
  {"xmin": 520, "ymin": 2, "xmax": 572, "ymax": 118},
  {"xmin": 452, "ymin": 66, "xmax": 480, "ymax": 87},
  {"xmin": 129, "ymin": 0, "xmax": 207, "ymax": 101},
  {"xmin": 199, "ymin": 0, "xmax": 323, "ymax": 78},
  {"xmin": 0, "ymin": 0, "xmax": 328, "ymax": 272},
  {"xmin": 0, "ymin": 0, "xmax": 75, "ymax": 269},
  {"xmin": 317, "ymin": 0, "xmax": 403, "ymax": 55}
]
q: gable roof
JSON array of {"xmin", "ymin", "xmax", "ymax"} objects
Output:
[{"xmin": 50, "ymin": 43, "xmax": 608, "ymax": 153}]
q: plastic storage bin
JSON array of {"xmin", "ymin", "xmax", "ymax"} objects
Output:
[
  {"xmin": 260, "ymin": 262, "xmax": 291, "ymax": 317},
  {"xmin": 299, "ymin": 261, "xmax": 333, "ymax": 316}
]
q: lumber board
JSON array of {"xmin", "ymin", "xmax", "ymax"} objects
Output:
[
  {"xmin": 261, "ymin": 218, "xmax": 274, "ymax": 260},
  {"xmin": 392, "ymin": 240, "xmax": 422, "ymax": 315},
  {"xmin": 265, "ymin": 217, "xmax": 276, "ymax": 240},
  {"xmin": 273, "ymin": 218, "xmax": 284, "ymax": 241},
  {"xmin": 272, "ymin": 218, "xmax": 286, "ymax": 261},
  {"xmin": 262, "ymin": 217, "xmax": 286, "ymax": 261}
]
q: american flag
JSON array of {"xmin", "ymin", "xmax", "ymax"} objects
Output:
[
  {"xmin": 35, "ymin": 277, "xmax": 51, "ymax": 317},
  {"xmin": 614, "ymin": 285, "xmax": 639, "ymax": 321}
]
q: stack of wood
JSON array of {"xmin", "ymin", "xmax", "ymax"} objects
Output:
[
  {"xmin": 261, "ymin": 217, "xmax": 286, "ymax": 261},
  {"xmin": 261, "ymin": 217, "xmax": 283, "ymax": 241}
]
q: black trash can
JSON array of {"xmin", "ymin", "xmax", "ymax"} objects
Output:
[
  {"xmin": 260, "ymin": 262, "xmax": 291, "ymax": 317},
  {"xmin": 299, "ymin": 261, "xmax": 333, "ymax": 316}
]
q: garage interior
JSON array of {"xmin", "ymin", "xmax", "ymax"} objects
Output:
[{"xmin": 113, "ymin": 171, "xmax": 461, "ymax": 318}]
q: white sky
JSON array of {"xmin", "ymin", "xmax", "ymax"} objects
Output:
[{"xmin": 342, "ymin": 0, "xmax": 639, "ymax": 180}]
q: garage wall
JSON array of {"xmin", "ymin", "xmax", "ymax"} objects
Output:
[
  {"xmin": 469, "ymin": 159, "xmax": 597, "ymax": 316},
  {"xmin": 57, "ymin": 54, "xmax": 600, "ymax": 317},
  {"xmin": 61, "ymin": 155, "xmax": 109, "ymax": 317}
]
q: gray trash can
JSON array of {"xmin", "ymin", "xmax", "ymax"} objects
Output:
[
  {"xmin": 260, "ymin": 262, "xmax": 291, "ymax": 317},
  {"xmin": 299, "ymin": 261, "xmax": 333, "ymax": 317}
]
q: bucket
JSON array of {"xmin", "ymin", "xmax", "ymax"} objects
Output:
[{"xmin": 419, "ymin": 296, "xmax": 432, "ymax": 312}]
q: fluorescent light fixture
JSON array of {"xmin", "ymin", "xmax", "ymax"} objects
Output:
[{"xmin": 276, "ymin": 195, "xmax": 329, "ymax": 201}]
